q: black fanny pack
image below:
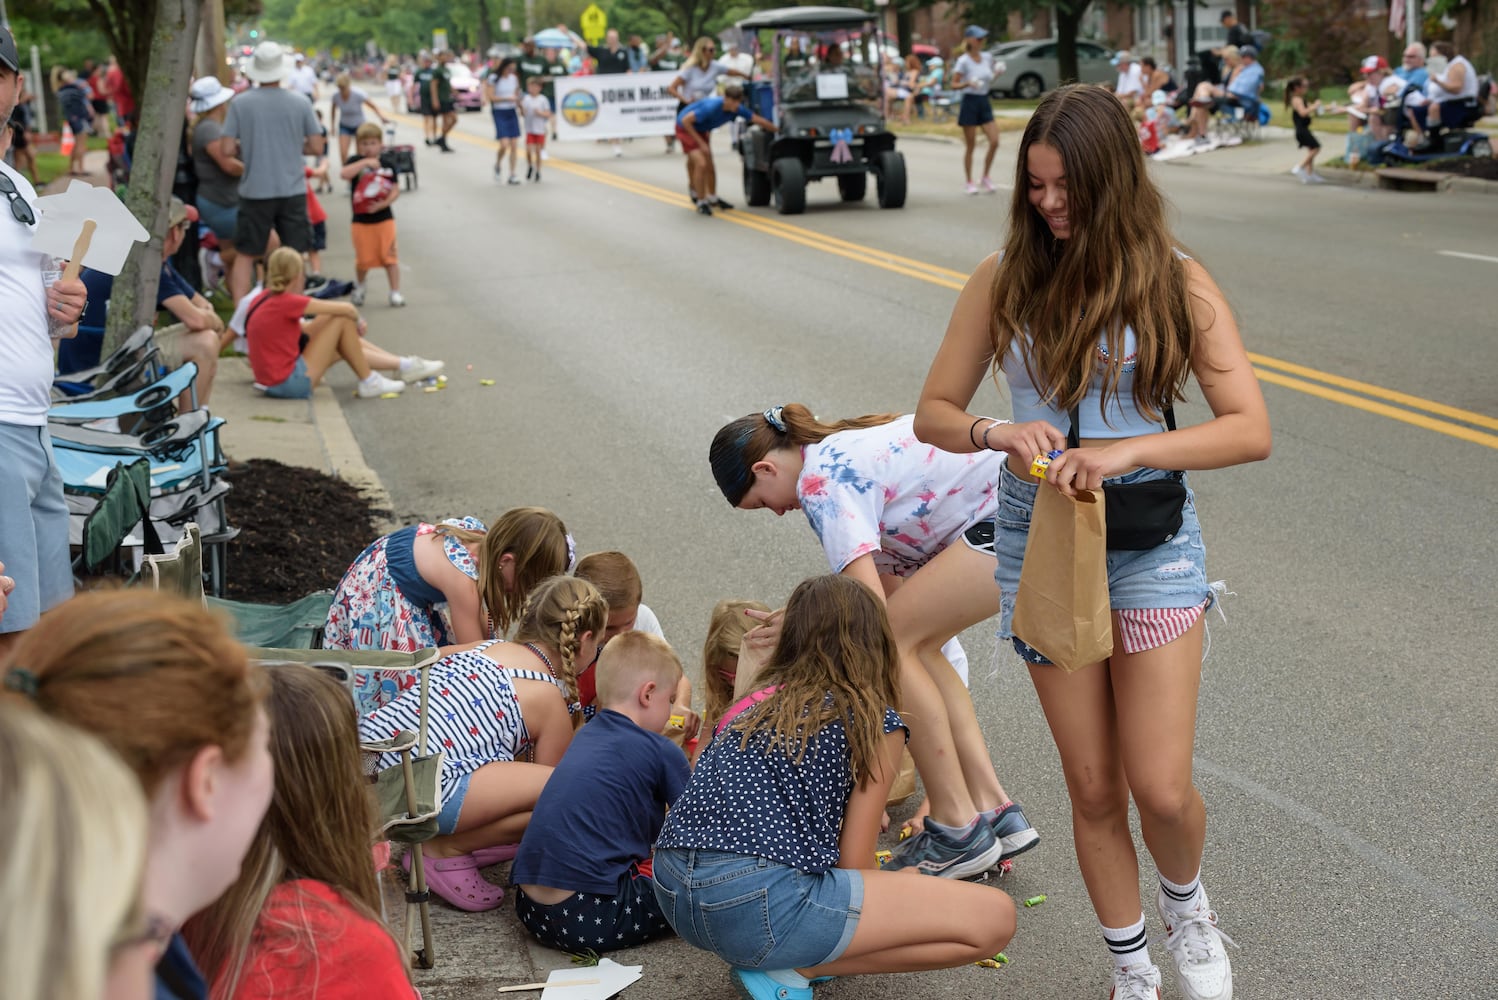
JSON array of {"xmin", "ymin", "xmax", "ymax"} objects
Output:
[{"xmin": 1069, "ymin": 405, "xmax": 1186, "ymax": 551}]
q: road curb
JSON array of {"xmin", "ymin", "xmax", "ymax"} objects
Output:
[
  {"xmin": 1318, "ymin": 164, "xmax": 1498, "ymax": 195},
  {"xmin": 309, "ymin": 385, "xmax": 399, "ymax": 531}
]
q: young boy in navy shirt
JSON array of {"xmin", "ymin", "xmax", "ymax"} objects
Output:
[{"xmin": 512, "ymin": 631, "xmax": 690, "ymax": 952}]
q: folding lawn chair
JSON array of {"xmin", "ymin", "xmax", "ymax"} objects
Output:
[
  {"xmin": 51, "ymin": 326, "xmax": 163, "ymax": 402},
  {"xmin": 49, "ymin": 361, "xmax": 200, "ymax": 432},
  {"xmin": 146, "ymin": 522, "xmax": 326, "ymax": 648},
  {"xmin": 249, "ymin": 645, "xmax": 445, "ymax": 969},
  {"xmin": 71, "ymin": 457, "xmax": 164, "ymax": 581}
]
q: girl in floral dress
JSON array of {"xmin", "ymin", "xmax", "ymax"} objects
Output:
[
  {"xmin": 323, "ymin": 507, "xmax": 573, "ymax": 712},
  {"xmin": 709, "ymin": 404, "xmax": 1038, "ymax": 880}
]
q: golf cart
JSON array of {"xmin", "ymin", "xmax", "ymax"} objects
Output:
[{"xmin": 735, "ymin": 6, "xmax": 907, "ymax": 214}]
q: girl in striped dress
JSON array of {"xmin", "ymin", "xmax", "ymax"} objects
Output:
[{"xmin": 360, "ymin": 576, "xmax": 608, "ymax": 912}]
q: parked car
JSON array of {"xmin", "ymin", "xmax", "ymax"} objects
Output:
[
  {"xmin": 447, "ymin": 63, "xmax": 484, "ymax": 111},
  {"xmin": 987, "ymin": 39, "xmax": 1115, "ymax": 99}
]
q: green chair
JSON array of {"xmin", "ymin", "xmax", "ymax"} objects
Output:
[
  {"xmin": 147, "ymin": 520, "xmax": 333, "ymax": 651},
  {"xmin": 207, "ymin": 591, "xmax": 334, "ymax": 650},
  {"xmin": 72, "ymin": 457, "xmax": 163, "ymax": 579},
  {"xmin": 250, "ymin": 646, "xmax": 444, "ymax": 969}
]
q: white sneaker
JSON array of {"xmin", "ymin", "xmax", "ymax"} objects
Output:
[
  {"xmin": 965, "ymin": 181, "xmax": 979, "ymax": 195},
  {"xmin": 389, "ymin": 291, "xmax": 406, "ymax": 307},
  {"xmin": 356, "ymin": 373, "xmax": 406, "ymax": 398},
  {"xmin": 1291, "ymin": 165, "xmax": 1308, "ymax": 180},
  {"xmin": 351, "ymin": 284, "xmax": 366, "ymax": 307},
  {"xmin": 1308, "ymin": 172, "xmax": 1328, "ymax": 184},
  {"xmin": 397, "ymin": 356, "xmax": 444, "ymax": 382},
  {"xmin": 1157, "ymin": 891, "xmax": 1236, "ymax": 1000},
  {"xmin": 1110, "ymin": 963, "xmax": 1162, "ymax": 1000}
]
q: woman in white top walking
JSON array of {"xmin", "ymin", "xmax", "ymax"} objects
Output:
[
  {"xmin": 329, "ymin": 73, "xmax": 390, "ymax": 166},
  {"xmin": 951, "ymin": 26, "xmax": 1001, "ymax": 194},
  {"xmin": 486, "ymin": 58, "xmax": 523, "ymax": 184},
  {"xmin": 668, "ymin": 37, "xmax": 750, "ymax": 182}
]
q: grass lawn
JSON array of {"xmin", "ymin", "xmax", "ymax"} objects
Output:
[
  {"xmin": 892, "ymin": 97, "xmax": 1038, "ymax": 141},
  {"xmin": 30, "ymin": 136, "xmax": 110, "ymax": 188}
]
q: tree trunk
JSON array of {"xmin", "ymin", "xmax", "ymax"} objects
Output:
[
  {"xmin": 104, "ymin": 0, "xmax": 202, "ymax": 356},
  {"xmin": 1056, "ymin": 3, "xmax": 1088, "ymax": 87},
  {"xmin": 895, "ymin": 6, "xmax": 913, "ymax": 56},
  {"xmin": 476, "ymin": 0, "xmax": 495, "ymax": 56}
]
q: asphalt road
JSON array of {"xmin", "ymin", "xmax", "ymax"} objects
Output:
[{"xmin": 326, "ymin": 106, "xmax": 1498, "ymax": 1000}]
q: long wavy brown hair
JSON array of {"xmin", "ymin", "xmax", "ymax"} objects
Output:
[
  {"xmin": 709, "ymin": 403, "xmax": 902, "ymax": 506},
  {"xmin": 991, "ymin": 84, "xmax": 1199, "ymax": 423},
  {"xmin": 436, "ymin": 507, "xmax": 570, "ymax": 638},
  {"xmin": 727, "ymin": 575, "xmax": 900, "ymax": 789},
  {"xmin": 183, "ymin": 664, "xmax": 406, "ymax": 999}
]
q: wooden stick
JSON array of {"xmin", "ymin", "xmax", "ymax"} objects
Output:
[
  {"xmin": 60, "ymin": 219, "xmax": 97, "ymax": 282},
  {"xmin": 495, "ymin": 978, "xmax": 600, "ymax": 993}
]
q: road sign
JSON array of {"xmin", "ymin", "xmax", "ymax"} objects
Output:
[
  {"xmin": 580, "ymin": 3, "xmax": 607, "ymax": 46},
  {"xmin": 432, "ymin": 29, "xmax": 448, "ymax": 53}
]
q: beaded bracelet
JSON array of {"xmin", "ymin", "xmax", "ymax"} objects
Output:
[{"xmin": 982, "ymin": 419, "xmax": 1010, "ymax": 451}]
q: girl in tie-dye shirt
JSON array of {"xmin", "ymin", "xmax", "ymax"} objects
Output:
[{"xmin": 709, "ymin": 404, "xmax": 1041, "ymax": 881}]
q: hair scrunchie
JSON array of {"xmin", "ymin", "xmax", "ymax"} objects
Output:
[
  {"xmin": 3, "ymin": 667, "xmax": 40, "ymax": 699},
  {"xmin": 565, "ymin": 533, "xmax": 577, "ymax": 573},
  {"xmin": 763, "ymin": 406, "xmax": 787, "ymax": 433}
]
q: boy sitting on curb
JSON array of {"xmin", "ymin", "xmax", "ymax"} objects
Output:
[{"xmin": 511, "ymin": 632, "xmax": 690, "ymax": 952}]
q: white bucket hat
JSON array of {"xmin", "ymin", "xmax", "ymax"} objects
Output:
[
  {"xmin": 188, "ymin": 76, "xmax": 233, "ymax": 114},
  {"xmin": 245, "ymin": 41, "xmax": 293, "ymax": 84}
]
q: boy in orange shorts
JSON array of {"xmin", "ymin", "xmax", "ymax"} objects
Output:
[{"xmin": 338, "ymin": 121, "xmax": 405, "ymax": 307}]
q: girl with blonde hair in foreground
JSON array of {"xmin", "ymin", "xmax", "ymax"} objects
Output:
[{"xmin": 0, "ymin": 703, "xmax": 155, "ymax": 1000}]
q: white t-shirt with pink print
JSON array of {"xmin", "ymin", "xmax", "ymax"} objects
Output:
[{"xmin": 796, "ymin": 414, "xmax": 1005, "ymax": 578}]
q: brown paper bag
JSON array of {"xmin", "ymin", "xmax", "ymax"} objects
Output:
[
  {"xmin": 1011, "ymin": 485, "xmax": 1113, "ymax": 672},
  {"xmin": 885, "ymin": 748, "xmax": 918, "ymax": 806}
]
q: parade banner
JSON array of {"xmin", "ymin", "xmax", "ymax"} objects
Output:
[{"xmin": 554, "ymin": 71, "xmax": 680, "ymax": 141}]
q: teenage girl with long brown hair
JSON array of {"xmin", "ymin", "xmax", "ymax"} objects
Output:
[
  {"xmin": 184, "ymin": 664, "xmax": 415, "ymax": 1000},
  {"xmin": 653, "ymin": 574, "xmax": 1014, "ymax": 1000},
  {"xmin": 914, "ymin": 83, "xmax": 1271, "ymax": 1000}
]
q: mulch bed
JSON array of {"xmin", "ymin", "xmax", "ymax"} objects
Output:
[{"xmin": 223, "ymin": 459, "xmax": 386, "ymax": 603}]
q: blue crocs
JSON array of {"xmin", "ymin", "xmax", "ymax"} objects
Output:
[{"xmin": 730, "ymin": 969, "xmax": 812, "ymax": 1000}]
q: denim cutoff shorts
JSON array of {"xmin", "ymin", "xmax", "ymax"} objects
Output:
[
  {"xmin": 652, "ymin": 848, "xmax": 863, "ymax": 970},
  {"xmin": 264, "ymin": 356, "xmax": 312, "ymax": 399},
  {"xmin": 435, "ymin": 771, "xmax": 472, "ymax": 835},
  {"xmin": 994, "ymin": 463, "xmax": 1212, "ymax": 665}
]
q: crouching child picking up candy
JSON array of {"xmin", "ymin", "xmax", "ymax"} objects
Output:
[
  {"xmin": 512, "ymin": 631, "xmax": 690, "ymax": 951},
  {"xmin": 651, "ymin": 574, "xmax": 1014, "ymax": 1000}
]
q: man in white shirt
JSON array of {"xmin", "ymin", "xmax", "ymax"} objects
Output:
[
  {"xmin": 719, "ymin": 36, "xmax": 756, "ymax": 144},
  {"xmin": 0, "ymin": 25, "xmax": 88, "ymax": 650},
  {"xmin": 1112, "ymin": 50, "xmax": 1146, "ymax": 109},
  {"xmin": 288, "ymin": 52, "xmax": 319, "ymax": 102}
]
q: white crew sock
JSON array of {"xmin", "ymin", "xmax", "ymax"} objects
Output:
[
  {"xmin": 1158, "ymin": 868, "xmax": 1206, "ymax": 913},
  {"xmin": 762, "ymin": 969, "xmax": 809, "ymax": 989},
  {"xmin": 1102, "ymin": 915, "xmax": 1151, "ymax": 971}
]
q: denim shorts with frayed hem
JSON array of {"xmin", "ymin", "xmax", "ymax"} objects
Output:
[
  {"xmin": 993, "ymin": 463, "xmax": 1213, "ymax": 666},
  {"xmin": 651, "ymin": 848, "xmax": 862, "ymax": 971},
  {"xmin": 435, "ymin": 770, "xmax": 472, "ymax": 836}
]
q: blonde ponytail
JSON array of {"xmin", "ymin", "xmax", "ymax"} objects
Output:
[{"xmin": 513, "ymin": 576, "xmax": 607, "ymax": 729}]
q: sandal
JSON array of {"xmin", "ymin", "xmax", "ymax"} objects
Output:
[
  {"xmin": 403, "ymin": 850, "xmax": 504, "ymax": 912},
  {"xmin": 471, "ymin": 843, "xmax": 520, "ymax": 867}
]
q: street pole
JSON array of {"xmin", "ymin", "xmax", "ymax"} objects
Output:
[
  {"xmin": 1406, "ymin": 0, "xmax": 1419, "ymax": 46},
  {"xmin": 30, "ymin": 44, "xmax": 45, "ymax": 135}
]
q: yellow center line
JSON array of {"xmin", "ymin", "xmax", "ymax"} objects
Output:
[
  {"xmin": 1253, "ymin": 369, "xmax": 1498, "ymax": 449},
  {"xmin": 407, "ymin": 113, "xmax": 1497, "ymax": 449}
]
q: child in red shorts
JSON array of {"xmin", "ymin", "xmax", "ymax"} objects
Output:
[{"xmin": 520, "ymin": 76, "xmax": 552, "ymax": 182}]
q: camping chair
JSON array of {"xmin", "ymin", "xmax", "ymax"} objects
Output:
[
  {"xmin": 52, "ymin": 325, "xmax": 162, "ymax": 401},
  {"xmin": 71, "ymin": 457, "xmax": 164, "ymax": 581},
  {"xmin": 249, "ymin": 646, "xmax": 444, "ymax": 969},
  {"xmin": 146, "ymin": 521, "xmax": 329, "ymax": 648},
  {"xmin": 49, "ymin": 362, "xmax": 200, "ymax": 433}
]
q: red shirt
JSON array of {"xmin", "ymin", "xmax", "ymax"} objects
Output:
[
  {"xmin": 105, "ymin": 64, "xmax": 135, "ymax": 119},
  {"xmin": 245, "ymin": 292, "xmax": 310, "ymax": 386},
  {"xmin": 304, "ymin": 167, "xmax": 328, "ymax": 225},
  {"xmin": 232, "ymin": 880, "xmax": 416, "ymax": 1000}
]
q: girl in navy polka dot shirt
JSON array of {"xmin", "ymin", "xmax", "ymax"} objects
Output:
[{"xmin": 652, "ymin": 575, "xmax": 1015, "ymax": 1000}]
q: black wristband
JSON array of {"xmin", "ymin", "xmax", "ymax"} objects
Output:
[{"xmin": 969, "ymin": 417, "xmax": 985, "ymax": 450}]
